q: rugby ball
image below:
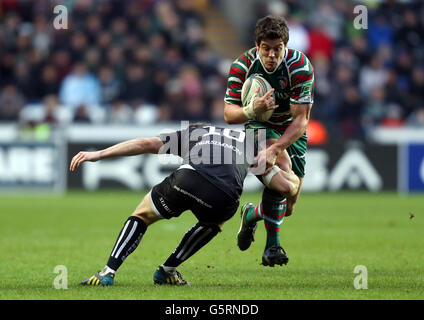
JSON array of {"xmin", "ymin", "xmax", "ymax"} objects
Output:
[{"xmin": 241, "ymin": 74, "xmax": 275, "ymax": 121}]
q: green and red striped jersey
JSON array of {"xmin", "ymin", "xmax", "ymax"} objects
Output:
[{"xmin": 225, "ymin": 47, "xmax": 315, "ymax": 129}]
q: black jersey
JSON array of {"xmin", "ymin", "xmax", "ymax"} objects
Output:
[{"xmin": 159, "ymin": 125, "xmax": 255, "ymax": 201}]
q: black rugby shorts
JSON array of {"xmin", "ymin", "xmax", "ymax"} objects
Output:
[{"xmin": 150, "ymin": 168, "xmax": 239, "ymax": 224}]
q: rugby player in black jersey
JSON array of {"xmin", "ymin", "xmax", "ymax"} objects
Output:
[{"xmin": 70, "ymin": 123, "xmax": 297, "ymax": 286}]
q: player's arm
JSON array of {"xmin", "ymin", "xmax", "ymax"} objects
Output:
[
  {"xmin": 270, "ymin": 102, "xmax": 312, "ymax": 153},
  {"xmin": 224, "ymin": 102, "xmax": 249, "ymax": 124},
  {"xmin": 224, "ymin": 50, "xmax": 276, "ymax": 124},
  {"xmin": 224, "ymin": 88, "xmax": 277, "ymax": 124},
  {"xmin": 69, "ymin": 137, "xmax": 163, "ymax": 171},
  {"xmin": 254, "ymin": 102, "xmax": 312, "ymax": 173}
]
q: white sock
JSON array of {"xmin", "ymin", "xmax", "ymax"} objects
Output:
[
  {"xmin": 99, "ymin": 265, "xmax": 116, "ymax": 276},
  {"xmin": 162, "ymin": 265, "xmax": 177, "ymax": 273}
]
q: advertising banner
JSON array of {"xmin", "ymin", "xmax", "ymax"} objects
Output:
[
  {"xmin": 404, "ymin": 144, "xmax": 424, "ymax": 192},
  {"xmin": 304, "ymin": 144, "xmax": 398, "ymax": 192},
  {"xmin": 67, "ymin": 142, "xmax": 398, "ymax": 192},
  {"xmin": 0, "ymin": 141, "xmax": 66, "ymax": 192}
]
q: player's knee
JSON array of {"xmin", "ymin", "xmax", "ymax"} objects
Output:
[
  {"xmin": 287, "ymin": 181, "xmax": 298, "ymax": 197},
  {"xmin": 132, "ymin": 194, "xmax": 161, "ymax": 226},
  {"xmin": 285, "ymin": 172, "xmax": 300, "ymax": 197},
  {"xmin": 132, "ymin": 210, "xmax": 157, "ymax": 226},
  {"xmin": 289, "ymin": 175, "xmax": 300, "ymax": 196},
  {"xmin": 280, "ymin": 180, "xmax": 298, "ymax": 197},
  {"xmin": 267, "ymin": 169, "xmax": 299, "ymax": 197}
]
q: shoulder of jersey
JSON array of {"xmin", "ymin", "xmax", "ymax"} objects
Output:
[
  {"xmin": 285, "ymin": 48, "xmax": 313, "ymax": 74},
  {"xmin": 233, "ymin": 47, "xmax": 257, "ymax": 69}
]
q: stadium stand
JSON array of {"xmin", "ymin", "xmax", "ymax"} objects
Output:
[{"xmin": 0, "ymin": 0, "xmax": 423, "ymax": 142}]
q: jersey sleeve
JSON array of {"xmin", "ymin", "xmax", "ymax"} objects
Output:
[
  {"xmin": 224, "ymin": 49, "xmax": 254, "ymax": 105},
  {"xmin": 288, "ymin": 51, "xmax": 315, "ymax": 105}
]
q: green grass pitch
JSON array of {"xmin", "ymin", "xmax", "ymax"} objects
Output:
[{"xmin": 0, "ymin": 191, "xmax": 423, "ymax": 300}]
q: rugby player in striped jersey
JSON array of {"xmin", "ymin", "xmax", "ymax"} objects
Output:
[{"xmin": 224, "ymin": 15, "xmax": 315, "ymax": 266}]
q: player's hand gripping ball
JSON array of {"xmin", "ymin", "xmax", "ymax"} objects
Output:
[{"xmin": 241, "ymin": 74, "xmax": 275, "ymax": 121}]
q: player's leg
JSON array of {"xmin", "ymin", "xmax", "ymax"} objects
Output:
[
  {"xmin": 257, "ymin": 172, "xmax": 303, "ymax": 266},
  {"xmin": 285, "ymin": 177, "xmax": 303, "ymax": 217},
  {"xmin": 281, "ymin": 132, "xmax": 307, "ymax": 217},
  {"xmin": 154, "ymin": 169, "xmax": 238, "ymax": 285},
  {"xmin": 265, "ymin": 165, "xmax": 300, "ymax": 197},
  {"xmin": 160, "ymin": 222, "xmax": 223, "ymax": 272},
  {"xmin": 259, "ymin": 187, "xmax": 289, "ymax": 266},
  {"xmin": 154, "ymin": 222, "xmax": 223, "ymax": 286},
  {"xmin": 79, "ymin": 191, "xmax": 161, "ymax": 286},
  {"xmin": 259, "ymin": 135, "xmax": 306, "ymax": 265},
  {"xmin": 238, "ymin": 187, "xmax": 290, "ymax": 267},
  {"xmin": 238, "ymin": 140, "xmax": 297, "ymax": 256},
  {"xmin": 239, "ymin": 125, "xmax": 305, "ymax": 265},
  {"xmin": 105, "ymin": 190, "xmax": 162, "ymax": 272},
  {"xmin": 259, "ymin": 141, "xmax": 304, "ymax": 266}
]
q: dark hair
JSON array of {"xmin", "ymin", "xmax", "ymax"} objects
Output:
[{"xmin": 254, "ymin": 15, "xmax": 289, "ymax": 45}]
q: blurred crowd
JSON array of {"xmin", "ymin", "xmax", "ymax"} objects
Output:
[
  {"xmin": 0, "ymin": 0, "xmax": 224, "ymax": 127},
  {"xmin": 1, "ymin": 0, "xmax": 424, "ymax": 142},
  {"xmin": 251, "ymin": 0, "xmax": 424, "ymax": 140}
]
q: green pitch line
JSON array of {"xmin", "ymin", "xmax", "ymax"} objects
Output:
[{"xmin": 0, "ymin": 191, "xmax": 423, "ymax": 300}]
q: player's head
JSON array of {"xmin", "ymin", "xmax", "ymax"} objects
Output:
[{"xmin": 254, "ymin": 15, "xmax": 289, "ymax": 71}]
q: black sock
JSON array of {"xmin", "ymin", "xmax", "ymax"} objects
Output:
[
  {"xmin": 163, "ymin": 222, "xmax": 220, "ymax": 268},
  {"xmin": 107, "ymin": 216, "xmax": 147, "ymax": 271}
]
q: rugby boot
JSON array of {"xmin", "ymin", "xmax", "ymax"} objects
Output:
[
  {"xmin": 153, "ymin": 266, "xmax": 191, "ymax": 286},
  {"xmin": 261, "ymin": 245, "xmax": 289, "ymax": 267},
  {"xmin": 237, "ymin": 203, "xmax": 257, "ymax": 251},
  {"xmin": 79, "ymin": 271, "xmax": 115, "ymax": 286}
]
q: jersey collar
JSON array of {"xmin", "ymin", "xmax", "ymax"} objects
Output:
[{"xmin": 256, "ymin": 47, "xmax": 288, "ymax": 75}]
